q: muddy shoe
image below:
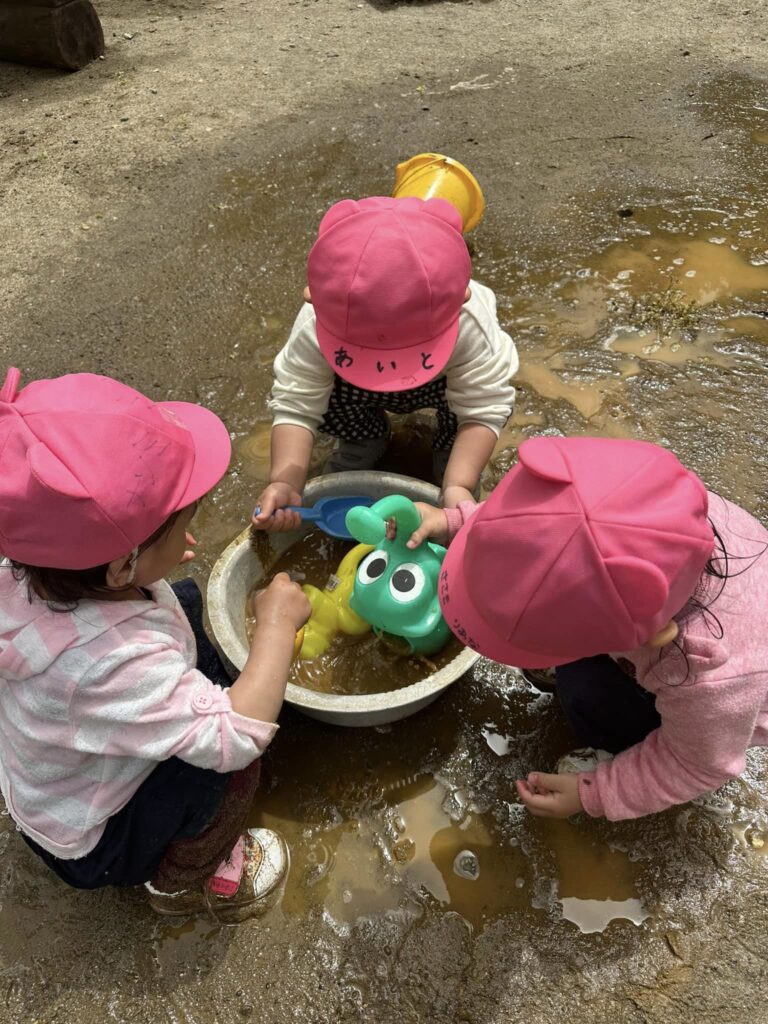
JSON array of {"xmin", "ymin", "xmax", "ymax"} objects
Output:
[
  {"xmin": 324, "ymin": 433, "xmax": 391, "ymax": 473},
  {"xmin": 555, "ymin": 748, "xmax": 614, "ymax": 775},
  {"xmin": 146, "ymin": 828, "xmax": 289, "ymax": 923}
]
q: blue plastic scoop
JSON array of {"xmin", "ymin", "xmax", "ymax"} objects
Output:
[{"xmin": 252, "ymin": 496, "xmax": 374, "ymax": 540}]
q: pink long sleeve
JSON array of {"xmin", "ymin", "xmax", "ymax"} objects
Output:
[
  {"xmin": 445, "ymin": 499, "xmax": 483, "ymax": 542},
  {"xmin": 579, "ymin": 639, "xmax": 768, "ymax": 818},
  {"xmin": 580, "ymin": 494, "xmax": 768, "ymax": 820}
]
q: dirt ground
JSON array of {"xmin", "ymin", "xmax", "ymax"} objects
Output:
[{"xmin": 1, "ymin": 1, "xmax": 768, "ymax": 1022}]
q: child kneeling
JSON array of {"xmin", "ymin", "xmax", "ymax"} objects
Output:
[
  {"xmin": 0, "ymin": 368, "xmax": 309, "ymax": 920},
  {"xmin": 410, "ymin": 435, "xmax": 768, "ymax": 821}
]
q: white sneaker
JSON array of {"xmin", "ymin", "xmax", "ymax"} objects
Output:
[
  {"xmin": 146, "ymin": 827, "xmax": 289, "ymax": 923},
  {"xmin": 556, "ymin": 747, "xmax": 614, "ymax": 774}
]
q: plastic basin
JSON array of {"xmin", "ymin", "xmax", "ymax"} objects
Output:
[{"xmin": 207, "ymin": 471, "xmax": 479, "ymax": 726}]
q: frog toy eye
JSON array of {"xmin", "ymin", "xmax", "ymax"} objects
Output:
[
  {"xmin": 358, "ymin": 549, "xmax": 389, "ymax": 585},
  {"xmin": 389, "ymin": 563, "xmax": 426, "ymax": 604}
]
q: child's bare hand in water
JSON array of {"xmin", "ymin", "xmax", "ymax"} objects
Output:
[
  {"xmin": 252, "ymin": 482, "xmax": 303, "ymax": 532},
  {"xmin": 515, "ymin": 772, "xmax": 584, "ymax": 818},
  {"xmin": 251, "ymin": 572, "xmax": 311, "ymax": 634}
]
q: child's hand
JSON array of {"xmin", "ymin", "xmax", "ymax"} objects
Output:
[
  {"xmin": 251, "ymin": 482, "xmax": 303, "ymax": 532},
  {"xmin": 251, "ymin": 572, "xmax": 311, "ymax": 633},
  {"xmin": 442, "ymin": 485, "xmax": 476, "ymax": 508},
  {"xmin": 515, "ymin": 772, "xmax": 584, "ymax": 818},
  {"xmin": 404, "ymin": 502, "xmax": 449, "ymax": 549}
]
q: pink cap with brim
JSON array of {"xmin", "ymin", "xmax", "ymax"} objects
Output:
[
  {"xmin": 439, "ymin": 436, "xmax": 715, "ymax": 668},
  {"xmin": 0, "ymin": 368, "xmax": 231, "ymax": 570},
  {"xmin": 308, "ymin": 196, "xmax": 471, "ymax": 393}
]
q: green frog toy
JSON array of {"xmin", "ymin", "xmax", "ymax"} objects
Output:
[{"xmin": 345, "ymin": 495, "xmax": 451, "ymax": 656}]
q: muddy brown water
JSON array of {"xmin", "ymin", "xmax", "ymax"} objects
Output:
[{"xmin": 246, "ymin": 528, "xmax": 463, "ymax": 695}]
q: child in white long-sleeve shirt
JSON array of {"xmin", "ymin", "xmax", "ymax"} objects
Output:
[
  {"xmin": 0, "ymin": 368, "xmax": 310, "ymax": 920},
  {"xmin": 252, "ymin": 196, "xmax": 518, "ymax": 532}
]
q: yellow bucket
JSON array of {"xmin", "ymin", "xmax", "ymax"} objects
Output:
[{"xmin": 392, "ymin": 153, "xmax": 485, "ymax": 233}]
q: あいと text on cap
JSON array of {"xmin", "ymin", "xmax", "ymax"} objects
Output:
[{"xmin": 307, "ymin": 196, "xmax": 472, "ymax": 393}]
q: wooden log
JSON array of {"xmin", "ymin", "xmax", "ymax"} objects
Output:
[{"xmin": 0, "ymin": 0, "xmax": 105, "ymax": 71}]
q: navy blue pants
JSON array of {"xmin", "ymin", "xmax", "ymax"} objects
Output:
[
  {"xmin": 22, "ymin": 579, "xmax": 246, "ymax": 889},
  {"xmin": 555, "ymin": 654, "xmax": 662, "ymax": 755}
]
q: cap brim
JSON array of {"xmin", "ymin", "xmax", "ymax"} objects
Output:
[
  {"xmin": 439, "ymin": 523, "xmax": 574, "ymax": 669},
  {"xmin": 159, "ymin": 401, "xmax": 232, "ymax": 507},
  {"xmin": 316, "ymin": 316, "xmax": 459, "ymax": 393}
]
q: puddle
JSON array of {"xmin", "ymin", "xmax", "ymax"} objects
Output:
[
  {"xmin": 236, "ymin": 671, "xmax": 662, "ymax": 941},
  {"xmin": 732, "ymin": 821, "xmax": 767, "ymax": 854},
  {"xmin": 543, "ymin": 819, "xmax": 650, "ymax": 933},
  {"xmin": 220, "ymin": 181, "xmax": 768, "ymax": 948},
  {"xmin": 484, "ymin": 202, "xmax": 768, "ymax": 442}
]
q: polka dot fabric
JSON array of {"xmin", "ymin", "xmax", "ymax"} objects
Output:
[{"xmin": 320, "ymin": 374, "xmax": 459, "ymax": 450}]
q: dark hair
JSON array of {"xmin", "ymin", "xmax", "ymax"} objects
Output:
[
  {"xmin": 7, "ymin": 508, "xmax": 188, "ymax": 611},
  {"xmin": 661, "ymin": 519, "xmax": 766, "ymax": 685}
]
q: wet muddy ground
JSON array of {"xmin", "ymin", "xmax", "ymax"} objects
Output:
[{"xmin": 2, "ymin": 1, "xmax": 768, "ymax": 1022}]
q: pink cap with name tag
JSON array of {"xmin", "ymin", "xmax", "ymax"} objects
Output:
[{"xmin": 308, "ymin": 196, "xmax": 471, "ymax": 392}]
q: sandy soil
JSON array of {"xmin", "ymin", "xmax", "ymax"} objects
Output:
[{"xmin": 1, "ymin": 1, "xmax": 768, "ymax": 1022}]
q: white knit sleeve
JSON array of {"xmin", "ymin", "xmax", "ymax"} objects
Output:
[
  {"xmin": 444, "ymin": 282, "xmax": 518, "ymax": 437},
  {"xmin": 267, "ymin": 304, "xmax": 335, "ymax": 435}
]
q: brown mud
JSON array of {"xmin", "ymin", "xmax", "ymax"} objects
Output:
[{"xmin": 1, "ymin": 2, "xmax": 767, "ymax": 1022}]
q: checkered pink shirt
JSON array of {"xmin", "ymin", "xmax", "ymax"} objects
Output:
[{"xmin": 0, "ymin": 573, "xmax": 275, "ymax": 858}]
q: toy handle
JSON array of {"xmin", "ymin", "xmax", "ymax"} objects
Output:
[
  {"xmin": 346, "ymin": 495, "xmax": 422, "ymax": 544},
  {"xmin": 252, "ymin": 505, "xmax": 314, "ymax": 521},
  {"xmin": 286, "ymin": 505, "xmax": 318, "ymax": 522}
]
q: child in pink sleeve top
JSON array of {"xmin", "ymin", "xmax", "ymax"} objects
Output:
[
  {"xmin": 0, "ymin": 368, "xmax": 310, "ymax": 920},
  {"xmin": 408, "ymin": 435, "xmax": 768, "ymax": 821}
]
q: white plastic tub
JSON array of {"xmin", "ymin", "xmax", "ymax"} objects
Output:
[{"xmin": 207, "ymin": 471, "xmax": 478, "ymax": 726}]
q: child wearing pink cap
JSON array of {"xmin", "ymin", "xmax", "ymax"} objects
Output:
[
  {"xmin": 408, "ymin": 436, "xmax": 768, "ymax": 821},
  {"xmin": 253, "ymin": 196, "xmax": 518, "ymax": 531},
  {"xmin": 0, "ymin": 368, "xmax": 310, "ymax": 920}
]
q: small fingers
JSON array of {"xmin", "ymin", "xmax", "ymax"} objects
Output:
[
  {"xmin": 406, "ymin": 525, "xmax": 429, "ymax": 549},
  {"xmin": 251, "ymin": 506, "xmax": 273, "ymax": 528},
  {"xmin": 529, "ymin": 772, "xmax": 562, "ymax": 792},
  {"xmin": 515, "ymin": 780, "xmax": 557, "ymax": 817},
  {"xmin": 259, "ymin": 510, "xmax": 302, "ymax": 533}
]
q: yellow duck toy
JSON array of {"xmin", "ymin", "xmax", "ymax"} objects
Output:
[{"xmin": 297, "ymin": 543, "xmax": 374, "ymax": 659}]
